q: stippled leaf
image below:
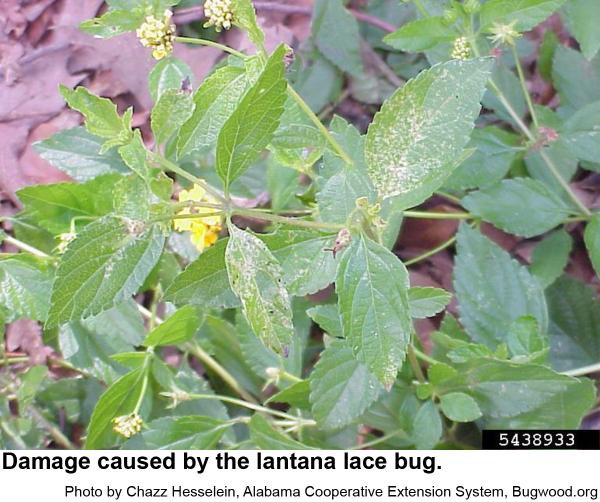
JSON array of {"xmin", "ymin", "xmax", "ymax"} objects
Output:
[
  {"xmin": 47, "ymin": 217, "xmax": 166, "ymax": 327},
  {"xmin": 365, "ymin": 58, "xmax": 492, "ymax": 206},
  {"xmin": 225, "ymin": 223, "xmax": 294, "ymax": 355}
]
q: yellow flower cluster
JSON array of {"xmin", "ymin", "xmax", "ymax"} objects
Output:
[
  {"xmin": 204, "ymin": 0, "xmax": 234, "ymax": 32},
  {"xmin": 451, "ymin": 37, "xmax": 471, "ymax": 60},
  {"xmin": 136, "ymin": 10, "xmax": 176, "ymax": 60},
  {"xmin": 174, "ymin": 184, "xmax": 223, "ymax": 252},
  {"xmin": 112, "ymin": 413, "xmax": 143, "ymax": 439}
]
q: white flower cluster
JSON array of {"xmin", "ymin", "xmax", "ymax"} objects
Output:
[
  {"xmin": 136, "ymin": 10, "xmax": 176, "ymax": 60},
  {"xmin": 112, "ymin": 413, "xmax": 143, "ymax": 439},
  {"xmin": 204, "ymin": 0, "xmax": 234, "ymax": 32},
  {"xmin": 451, "ymin": 37, "xmax": 471, "ymax": 61}
]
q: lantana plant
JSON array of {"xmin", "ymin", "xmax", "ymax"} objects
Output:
[{"xmin": 2, "ymin": 0, "xmax": 600, "ymax": 449}]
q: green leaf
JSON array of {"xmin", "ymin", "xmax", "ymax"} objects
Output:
[
  {"xmin": 177, "ymin": 65, "xmax": 248, "ymax": 158},
  {"xmin": 384, "ymin": 17, "xmax": 457, "ymax": 52},
  {"xmin": 17, "ymin": 366, "xmax": 48, "ymax": 409},
  {"xmin": 47, "ymin": 217, "xmax": 166, "ymax": 327},
  {"xmin": 462, "ymin": 178, "xmax": 573, "ymax": 238},
  {"xmin": 408, "ymin": 287, "xmax": 452, "ymax": 319},
  {"xmin": 312, "ymin": 0, "xmax": 363, "ymax": 76},
  {"xmin": 216, "ymin": 46, "xmax": 287, "ymax": 189},
  {"xmin": 60, "ymin": 302, "xmax": 144, "ymax": 382},
  {"xmin": 411, "ymin": 401, "xmax": 442, "ymax": 450},
  {"xmin": 439, "ymin": 392, "xmax": 482, "ymax": 422},
  {"xmin": 480, "ymin": 0, "xmax": 566, "ymax": 33},
  {"xmin": 454, "ymin": 225, "xmax": 548, "ymax": 348},
  {"xmin": 200, "ymin": 315, "xmax": 263, "ymax": 396},
  {"xmin": 80, "ymin": 9, "xmax": 144, "ymax": 38},
  {"xmin": 318, "ymin": 119, "xmax": 376, "ymax": 223},
  {"xmin": 237, "ymin": 301, "xmax": 309, "ymax": 380},
  {"xmin": 584, "ymin": 214, "xmax": 600, "ymax": 278},
  {"xmin": 34, "ymin": 127, "xmax": 129, "ymax": 181},
  {"xmin": 151, "ymin": 89, "xmax": 195, "ymax": 146},
  {"xmin": 436, "ymin": 358, "xmax": 595, "ymax": 429},
  {"xmin": 310, "ymin": 340, "xmax": 383, "ymax": 430},
  {"xmin": 85, "ymin": 367, "xmax": 149, "ymax": 449},
  {"xmin": 17, "ymin": 174, "xmax": 118, "ymax": 235},
  {"xmin": 149, "ymin": 56, "xmax": 194, "ymax": 102},
  {"xmin": 0, "ymin": 255, "xmax": 53, "ymax": 322},
  {"xmin": 553, "ymin": 45, "xmax": 600, "ymax": 112},
  {"xmin": 60, "ymin": 86, "xmax": 131, "ymax": 145},
  {"xmin": 260, "ymin": 227, "xmax": 337, "ymax": 296},
  {"xmin": 266, "ymin": 380, "xmax": 311, "ymax": 410},
  {"xmin": 307, "ymin": 304, "xmax": 343, "ymax": 338},
  {"xmin": 249, "ymin": 415, "xmax": 314, "ymax": 449},
  {"xmin": 232, "ymin": 0, "xmax": 265, "ymax": 49},
  {"xmin": 365, "ymin": 58, "xmax": 492, "ymax": 205},
  {"xmin": 225, "ymin": 223, "xmax": 294, "ymax": 355},
  {"xmin": 123, "ymin": 416, "xmax": 229, "ymax": 449},
  {"xmin": 445, "ymin": 126, "xmax": 520, "ymax": 191},
  {"xmin": 563, "ymin": 0, "xmax": 600, "ymax": 60},
  {"xmin": 143, "ymin": 306, "xmax": 201, "ymax": 348},
  {"xmin": 118, "ymin": 131, "xmax": 151, "ymax": 181},
  {"xmin": 546, "ymin": 276, "xmax": 600, "ymax": 372},
  {"xmin": 506, "ymin": 316, "xmax": 547, "ymax": 360},
  {"xmin": 164, "ymin": 239, "xmax": 240, "ymax": 309},
  {"xmin": 336, "ymin": 234, "xmax": 412, "ymax": 388},
  {"xmin": 561, "ymin": 101, "xmax": 600, "ymax": 163},
  {"xmin": 530, "ymin": 229, "xmax": 572, "ymax": 288}
]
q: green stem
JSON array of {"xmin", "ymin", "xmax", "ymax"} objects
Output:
[
  {"xmin": 29, "ymin": 406, "xmax": 76, "ymax": 450},
  {"xmin": 562, "ymin": 362, "xmax": 600, "ymax": 378},
  {"xmin": 174, "ymin": 36, "xmax": 247, "ymax": 59},
  {"xmin": 351, "ymin": 430, "xmax": 406, "ymax": 450},
  {"xmin": 470, "ymin": 41, "xmax": 590, "ymax": 217},
  {"xmin": 539, "ymin": 149, "xmax": 592, "ymax": 217},
  {"xmin": 413, "ymin": 347, "xmax": 440, "ymax": 366},
  {"xmin": 152, "ymin": 154, "xmax": 228, "ymax": 204},
  {"xmin": 133, "ymin": 353, "xmax": 153, "ymax": 414},
  {"xmin": 135, "ymin": 304, "xmax": 257, "ymax": 404},
  {"xmin": 286, "ymin": 85, "xmax": 354, "ymax": 166},
  {"xmin": 436, "ymin": 191, "xmax": 462, "ymax": 205},
  {"xmin": 279, "ymin": 370, "xmax": 303, "ymax": 384},
  {"xmin": 412, "ymin": 0, "xmax": 429, "ymax": 17},
  {"xmin": 403, "ymin": 210, "xmax": 471, "ymax": 220},
  {"xmin": 3, "ymin": 235, "xmax": 50, "ymax": 258},
  {"xmin": 233, "ymin": 208, "xmax": 343, "ymax": 232},
  {"xmin": 407, "ymin": 344, "xmax": 426, "ymax": 383},
  {"xmin": 187, "ymin": 343, "xmax": 259, "ymax": 404},
  {"xmin": 0, "ymin": 356, "xmax": 30, "ymax": 366},
  {"xmin": 405, "ymin": 235, "xmax": 457, "ymax": 267},
  {"xmin": 511, "ymin": 44, "xmax": 539, "ymax": 129},
  {"xmin": 187, "ymin": 393, "xmax": 315, "ymax": 424}
]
